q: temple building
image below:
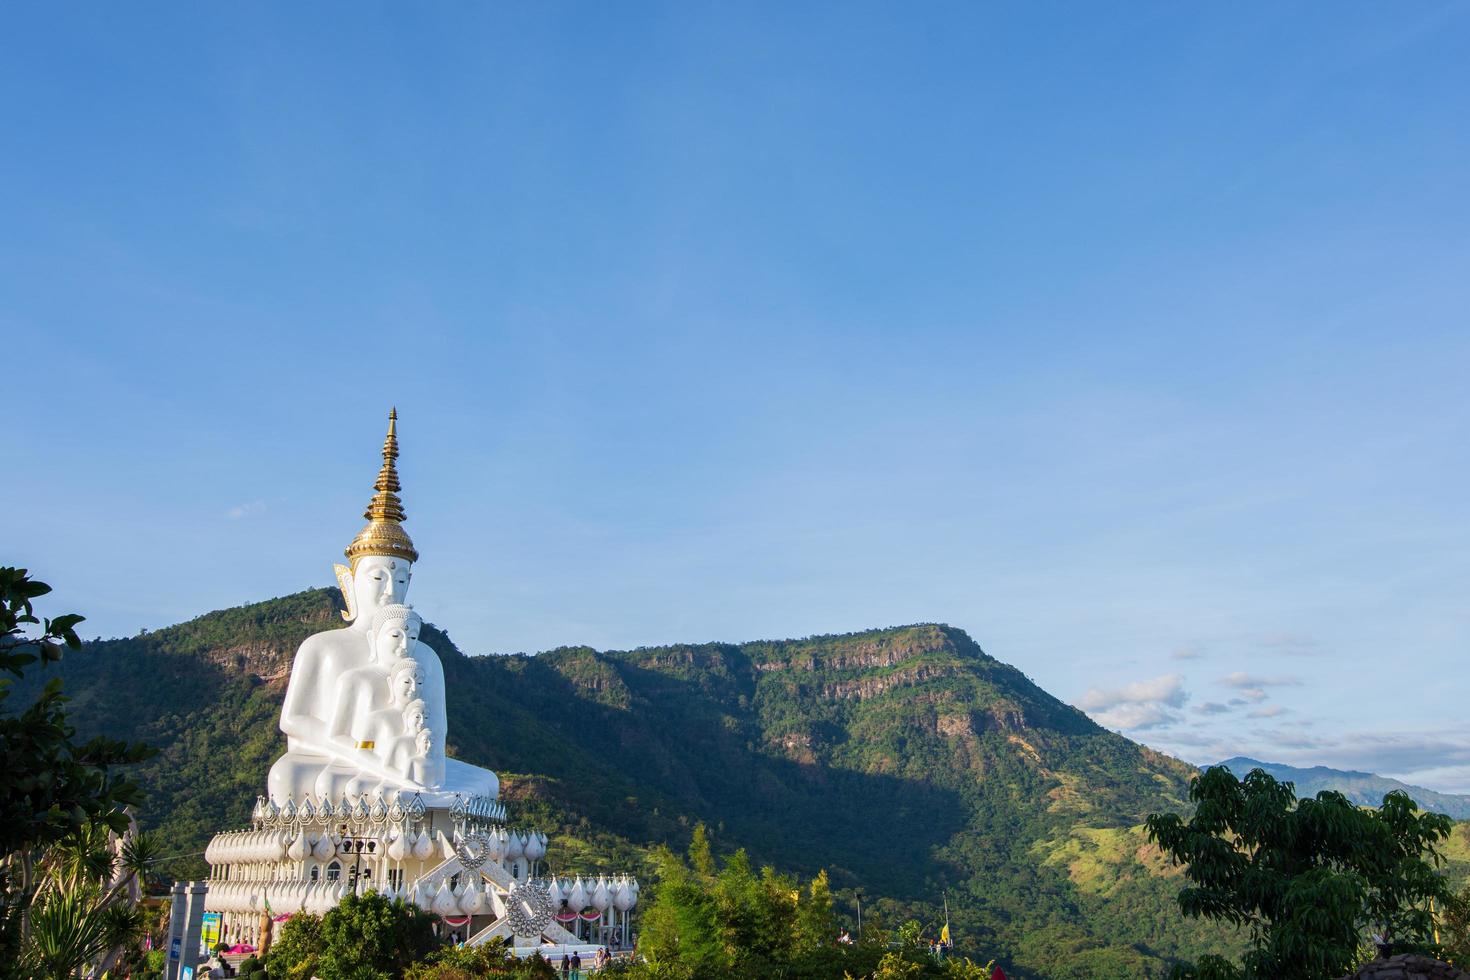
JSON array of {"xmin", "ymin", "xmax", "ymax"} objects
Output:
[{"xmin": 202, "ymin": 411, "xmax": 636, "ymax": 956}]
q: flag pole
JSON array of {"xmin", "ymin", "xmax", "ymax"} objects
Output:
[{"xmin": 941, "ymin": 890, "xmax": 951, "ymax": 948}]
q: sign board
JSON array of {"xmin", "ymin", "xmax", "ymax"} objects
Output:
[
  {"xmin": 200, "ymin": 911, "xmax": 221, "ymax": 957},
  {"xmin": 181, "ymin": 967, "xmax": 194, "ymax": 980},
  {"xmin": 201, "ymin": 911, "xmax": 221, "ymax": 945},
  {"xmin": 169, "ymin": 937, "xmax": 181, "ymax": 961}
]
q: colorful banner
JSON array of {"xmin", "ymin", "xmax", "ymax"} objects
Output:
[{"xmin": 202, "ymin": 910, "xmax": 221, "ymax": 952}]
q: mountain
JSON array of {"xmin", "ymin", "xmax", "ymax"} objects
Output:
[
  {"xmin": 7, "ymin": 589, "xmax": 1320, "ymax": 977},
  {"xmin": 1215, "ymin": 757, "xmax": 1470, "ymax": 820}
]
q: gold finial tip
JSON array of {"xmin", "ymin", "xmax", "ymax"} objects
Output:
[{"xmin": 346, "ymin": 409, "xmax": 417, "ymax": 567}]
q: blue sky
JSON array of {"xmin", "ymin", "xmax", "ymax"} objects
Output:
[{"xmin": 6, "ymin": 4, "xmax": 1470, "ymax": 789}]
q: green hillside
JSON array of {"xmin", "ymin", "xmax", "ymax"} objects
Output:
[{"xmin": 29, "ymin": 588, "xmax": 1258, "ymax": 978}]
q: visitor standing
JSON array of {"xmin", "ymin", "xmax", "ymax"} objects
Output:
[{"xmin": 570, "ymin": 949, "xmax": 582, "ymax": 977}]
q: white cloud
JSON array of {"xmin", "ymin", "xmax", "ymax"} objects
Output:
[
  {"xmin": 227, "ymin": 500, "xmax": 267, "ymax": 520},
  {"xmin": 1093, "ymin": 702, "xmax": 1182, "ymax": 731},
  {"xmin": 1078, "ymin": 673, "xmax": 1187, "ymax": 731},
  {"xmin": 1079, "ymin": 673, "xmax": 1187, "ymax": 711},
  {"xmin": 1247, "ymin": 704, "xmax": 1288, "ymax": 719}
]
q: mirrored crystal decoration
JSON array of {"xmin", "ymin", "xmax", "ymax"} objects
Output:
[
  {"xmin": 281, "ymin": 797, "xmax": 298, "ymax": 824},
  {"xmin": 370, "ymin": 796, "xmax": 388, "ymax": 824},
  {"xmin": 354, "ymin": 797, "xmax": 371, "ymax": 823},
  {"xmin": 300, "ymin": 798, "xmax": 317, "ymax": 824},
  {"xmin": 388, "ymin": 798, "xmax": 406, "ymax": 824}
]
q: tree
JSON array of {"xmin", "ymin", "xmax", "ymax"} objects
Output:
[
  {"xmin": 1145, "ymin": 765, "xmax": 1454, "ymax": 979},
  {"xmin": 318, "ymin": 889, "xmax": 437, "ymax": 979},
  {"xmin": 264, "ymin": 911, "xmax": 324, "ymax": 980},
  {"xmin": 1, "ymin": 567, "xmax": 155, "ymax": 978}
]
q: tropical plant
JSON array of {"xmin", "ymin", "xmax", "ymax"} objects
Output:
[
  {"xmin": 1145, "ymin": 765, "xmax": 1454, "ymax": 979},
  {"xmin": 1, "ymin": 567, "xmax": 155, "ymax": 979},
  {"xmin": 27, "ymin": 820, "xmax": 157, "ymax": 978}
]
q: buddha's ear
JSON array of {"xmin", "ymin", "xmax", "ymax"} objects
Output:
[{"xmin": 334, "ymin": 564, "xmax": 356, "ymax": 622}]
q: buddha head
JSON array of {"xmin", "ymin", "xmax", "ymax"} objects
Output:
[
  {"xmin": 389, "ymin": 659, "xmax": 426, "ymax": 706},
  {"xmin": 402, "ymin": 698, "xmax": 428, "ymax": 735},
  {"xmin": 370, "ymin": 605, "xmax": 421, "ymax": 664},
  {"xmin": 334, "ymin": 410, "xmax": 420, "ymax": 625},
  {"xmin": 415, "ymin": 727, "xmax": 434, "ymax": 757}
]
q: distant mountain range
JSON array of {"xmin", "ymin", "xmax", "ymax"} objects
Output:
[{"xmin": 1214, "ymin": 757, "xmax": 1470, "ymax": 820}]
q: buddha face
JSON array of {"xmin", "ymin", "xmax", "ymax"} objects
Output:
[
  {"xmin": 374, "ymin": 617, "xmax": 420, "ymax": 664},
  {"xmin": 351, "ymin": 557, "xmax": 411, "ymax": 621},
  {"xmin": 403, "ymin": 700, "xmax": 428, "ymax": 734},
  {"xmin": 415, "ymin": 728, "xmax": 433, "ymax": 755},
  {"xmin": 391, "ymin": 664, "xmax": 425, "ymax": 704}
]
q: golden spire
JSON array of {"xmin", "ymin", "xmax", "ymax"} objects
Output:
[{"xmin": 344, "ymin": 408, "xmax": 419, "ymax": 567}]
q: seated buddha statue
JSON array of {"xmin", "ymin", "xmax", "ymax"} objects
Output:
[{"xmin": 267, "ymin": 410, "xmax": 498, "ymax": 806}]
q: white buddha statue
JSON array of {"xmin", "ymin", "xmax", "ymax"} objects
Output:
[{"xmin": 267, "ymin": 410, "xmax": 499, "ymax": 806}]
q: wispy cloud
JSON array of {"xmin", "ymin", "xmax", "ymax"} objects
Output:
[
  {"xmin": 1078, "ymin": 673, "xmax": 1187, "ymax": 731},
  {"xmin": 1253, "ymin": 632, "xmax": 1324, "ymax": 657},
  {"xmin": 227, "ymin": 500, "xmax": 267, "ymax": 520},
  {"xmin": 1219, "ymin": 671, "xmax": 1301, "ymax": 689},
  {"xmin": 1194, "ymin": 701, "xmax": 1233, "ymax": 715},
  {"xmin": 1248, "ymin": 704, "xmax": 1288, "ymax": 719},
  {"xmin": 1217, "ymin": 671, "xmax": 1300, "ymax": 704},
  {"xmin": 1170, "ymin": 646, "xmax": 1203, "ymax": 661}
]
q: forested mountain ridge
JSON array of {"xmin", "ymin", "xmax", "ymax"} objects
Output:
[{"xmin": 20, "ymin": 588, "xmax": 1269, "ymax": 977}]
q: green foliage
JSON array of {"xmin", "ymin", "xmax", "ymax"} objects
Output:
[
  {"xmin": 1435, "ymin": 883, "xmax": 1470, "ymax": 969},
  {"xmin": 0, "ymin": 567, "xmax": 152, "ymax": 855},
  {"xmin": 404, "ymin": 938, "xmax": 558, "ymax": 979},
  {"xmin": 266, "ymin": 890, "xmax": 437, "ymax": 980},
  {"xmin": 1146, "ymin": 765, "xmax": 1454, "ymax": 979},
  {"xmin": 629, "ymin": 826, "xmax": 993, "ymax": 980},
  {"xmin": 266, "ymin": 911, "xmax": 324, "ymax": 980},
  {"xmin": 0, "ymin": 567, "xmax": 155, "ymax": 979}
]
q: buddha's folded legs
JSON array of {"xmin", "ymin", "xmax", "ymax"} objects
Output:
[
  {"xmin": 444, "ymin": 757, "xmax": 500, "ymax": 799},
  {"xmin": 268, "ymin": 750, "xmax": 331, "ymax": 804}
]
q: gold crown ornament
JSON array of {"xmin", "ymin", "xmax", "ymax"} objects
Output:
[{"xmin": 344, "ymin": 408, "xmax": 420, "ymax": 568}]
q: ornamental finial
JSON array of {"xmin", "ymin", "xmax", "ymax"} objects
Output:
[{"xmin": 344, "ymin": 409, "xmax": 419, "ymax": 567}]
